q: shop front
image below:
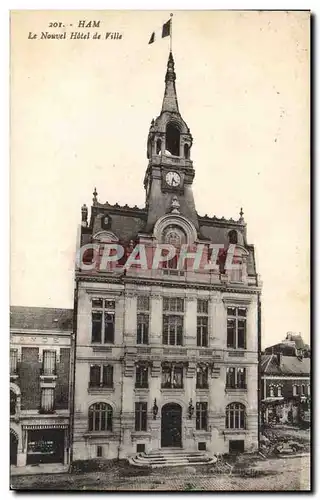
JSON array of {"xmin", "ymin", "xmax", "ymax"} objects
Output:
[{"xmin": 26, "ymin": 427, "xmax": 66, "ymax": 465}]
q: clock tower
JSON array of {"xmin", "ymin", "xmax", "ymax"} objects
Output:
[{"xmin": 144, "ymin": 51, "xmax": 198, "ymax": 232}]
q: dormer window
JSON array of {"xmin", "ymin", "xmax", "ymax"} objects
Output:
[
  {"xmin": 166, "ymin": 122, "xmax": 180, "ymax": 156},
  {"xmin": 228, "ymin": 230, "xmax": 238, "ymax": 245}
]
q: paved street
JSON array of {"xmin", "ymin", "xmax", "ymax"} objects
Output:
[{"xmin": 11, "ymin": 455, "xmax": 310, "ymax": 491}]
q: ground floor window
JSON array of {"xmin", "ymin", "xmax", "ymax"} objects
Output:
[
  {"xmin": 196, "ymin": 402, "xmax": 208, "ymax": 430},
  {"xmin": 135, "ymin": 402, "xmax": 147, "ymax": 431},
  {"xmin": 88, "ymin": 402, "xmax": 113, "ymax": 432},
  {"xmin": 225, "ymin": 403, "xmax": 246, "ymax": 429}
]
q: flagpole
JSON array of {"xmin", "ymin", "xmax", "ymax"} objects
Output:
[{"xmin": 170, "ymin": 13, "xmax": 173, "ymax": 52}]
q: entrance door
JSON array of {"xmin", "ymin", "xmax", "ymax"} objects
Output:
[
  {"xmin": 10, "ymin": 431, "xmax": 18, "ymax": 465},
  {"xmin": 161, "ymin": 403, "xmax": 182, "ymax": 448}
]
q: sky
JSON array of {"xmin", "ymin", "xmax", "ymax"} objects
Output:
[{"xmin": 10, "ymin": 10, "xmax": 310, "ymax": 348}]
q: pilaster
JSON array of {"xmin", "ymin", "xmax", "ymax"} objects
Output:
[
  {"xmin": 185, "ymin": 294, "xmax": 197, "ymax": 346},
  {"xmin": 150, "ymin": 293, "xmax": 162, "ymax": 346}
]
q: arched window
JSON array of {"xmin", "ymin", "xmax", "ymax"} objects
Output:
[
  {"xmin": 162, "ymin": 226, "xmax": 187, "ymax": 270},
  {"xmin": 269, "ymin": 385, "xmax": 274, "ymax": 397},
  {"xmin": 156, "ymin": 139, "xmax": 162, "ymax": 155},
  {"xmin": 10, "ymin": 390, "xmax": 16, "ymax": 415},
  {"xmin": 228, "ymin": 230, "xmax": 238, "ymax": 245},
  {"xmin": 293, "ymin": 384, "xmax": 298, "ymax": 396},
  {"xmin": 225, "ymin": 403, "xmax": 246, "ymax": 429},
  {"xmin": 277, "ymin": 386, "xmax": 282, "ymax": 397},
  {"xmin": 88, "ymin": 402, "xmax": 112, "ymax": 432},
  {"xmin": 166, "ymin": 122, "xmax": 180, "ymax": 156},
  {"xmin": 184, "ymin": 143, "xmax": 190, "ymax": 159}
]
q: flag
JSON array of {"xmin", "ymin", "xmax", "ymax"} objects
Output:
[
  {"xmin": 148, "ymin": 18, "xmax": 171, "ymax": 44},
  {"xmin": 162, "ymin": 19, "xmax": 171, "ymax": 38}
]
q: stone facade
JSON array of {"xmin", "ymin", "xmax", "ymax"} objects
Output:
[
  {"xmin": 10, "ymin": 306, "xmax": 73, "ymax": 468},
  {"xmin": 73, "ymin": 51, "xmax": 262, "ymax": 460}
]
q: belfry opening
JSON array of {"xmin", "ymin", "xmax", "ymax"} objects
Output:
[{"xmin": 165, "ymin": 122, "xmax": 180, "ymax": 156}]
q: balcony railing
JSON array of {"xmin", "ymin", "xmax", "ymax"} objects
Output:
[
  {"xmin": 161, "ymin": 382, "xmax": 183, "ymax": 389},
  {"xmin": 41, "ymin": 370, "xmax": 57, "ymax": 377},
  {"xmin": 226, "ymin": 384, "xmax": 247, "ymax": 390},
  {"xmin": 88, "ymin": 383, "xmax": 113, "ymax": 389},
  {"xmin": 135, "ymin": 383, "xmax": 149, "ymax": 389},
  {"xmin": 196, "ymin": 384, "xmax": 209, "ymax": 390}
]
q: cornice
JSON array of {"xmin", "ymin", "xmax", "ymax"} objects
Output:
[
  {"xmin": 10, "ymin": 328, "xmax": 72, "ymax": 336},
  {"xmin": 75, "ymin": 274, "xmax": 261, "ymax": 295}
]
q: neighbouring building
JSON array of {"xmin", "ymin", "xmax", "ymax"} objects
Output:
[
  {"xmin": 72, "ymin": 51, "xmax": 262, "ymax": 460},
  {"xmin": 261, "ymin": 334, "xmax": 310, "ymax": 426},
  {"xmin": 10, "ymin": 306, "xmax": 73, "ymax": 468}
]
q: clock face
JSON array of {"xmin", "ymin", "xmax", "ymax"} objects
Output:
[{"xmin": 165, "ymin": 171, "xmax": 181, "ymax": 187}]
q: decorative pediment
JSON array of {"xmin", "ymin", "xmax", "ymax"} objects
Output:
[{"xmin": 93, "ymin": 230, "xmax": 118, "ymax": 243}]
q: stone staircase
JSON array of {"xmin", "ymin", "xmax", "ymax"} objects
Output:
[{"xmin": 129, "ymin": 448, "xmax": 217, "ymax": 468}]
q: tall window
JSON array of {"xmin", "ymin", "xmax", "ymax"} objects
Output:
[
  {"xmin": 277, "ymin": 385, "xmax": 282, "ymax": 397},
  {"xmin": 196, "ymin": 402, "xmax": 208, "ymax": 430},
  {"xmin": 10, "ymin": 391, "xmax": 16, "ymax": 415},
  {"xmin": 42, "ymin": 350, "xmax": 56, "ymax": 375},
  {"xmin": 135, "ymin": 402, "xmax": 147, "ymax": 431},
  {"xmin": 227, "ymin": 307, "xmax": 247, "ymax": 349},
  {"xmin": 40, "ymin": 388, "xmax": 55, "ymax": 413},
  {"xmin": 135, "ymin": 364, "xmax": 148, "ymax": 388},
  {"xmin": 163, "ymin": 298, "xmax": 184, "ymax": 345},
  {"xmin": 89, "ymin": 365, "xmax": 113, "ymax": 388},
  {"xmin": 307, "ymin": 384, "xmax": 310, "ymax": 396},
  {"xmin": 197, "ymin": 299, "xmax": 209, "ymax": 347},
  {"xmin": 161, "ymin": 363, "xmax": 183, "ymax": 389},
  {"xmin": 137, "ymin": 296, "xmax": 149, "ymax": 345},
  {"xmin": 10, "ymin": 349, "xmax": 18, "ymax": 374},
  {"xmin": 293, "ymin": 384, "xmax": 298, "ymax": 396},
  {"xmin": 196, "ymin": 365, "xmax": 208, "ymax": 389},
  {"xmin": 301, "ymin": 384, "xmax": 305, "ymax": 396},
  {"xmin": 91, "ymin": 299, "xmax": 115, "ymax": 344},
  {"xmin": 269, "ymin": 385, "xmax": 274, "ymax": 397},
  {"xmin": 226, "ymin": 367, "xmax": 246, "ymax": 389},
  {"xmin": 225, "ymin": 403, "xmax": 246, "ymax": 429},
  {"xmin": 88, "ymin": 402, "xmax": 112, "ymax": 431}
]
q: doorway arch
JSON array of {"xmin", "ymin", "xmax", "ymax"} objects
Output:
[
  {"xmin": 10, "ymin": 430, "xmax": 18, "ymax": 465},
  {"xmin": 161, "ymin": 403, "xmax": 182, "ymax": 448}
]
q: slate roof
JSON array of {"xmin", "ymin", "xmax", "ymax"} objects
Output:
[
  {"xmin": 10, "ymin": 306, "xmax": 73, "ymax": 331},
  {"xmin": 264, "ymin": 342, "xmax": 297, "ymax": 356},
  {"xmin": 261, "ymin": 354, "xmax": 310, "ymax": 376}
]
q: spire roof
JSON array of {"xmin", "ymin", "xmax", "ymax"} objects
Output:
[{"xmin": 161, "ymin": 51, "xmax": 179, "ymax": 114}]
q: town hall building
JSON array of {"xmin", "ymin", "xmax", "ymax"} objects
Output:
[{"xmin": 72, "ymin": 51, "xmax": 262, "ymax": 461}]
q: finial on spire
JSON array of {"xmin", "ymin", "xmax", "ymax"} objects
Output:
[
  {"xmin": 239, "ymin": 207, "xmax": 244, "ymax": 223},
  {"xmin": 93, "ymin": 187, "xmax": 98, "ymax": 205}
]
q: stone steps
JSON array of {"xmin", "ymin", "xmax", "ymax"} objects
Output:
[{"xmin": 129, "ymin": 449, "xmax": 217, "ymax": 468}]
